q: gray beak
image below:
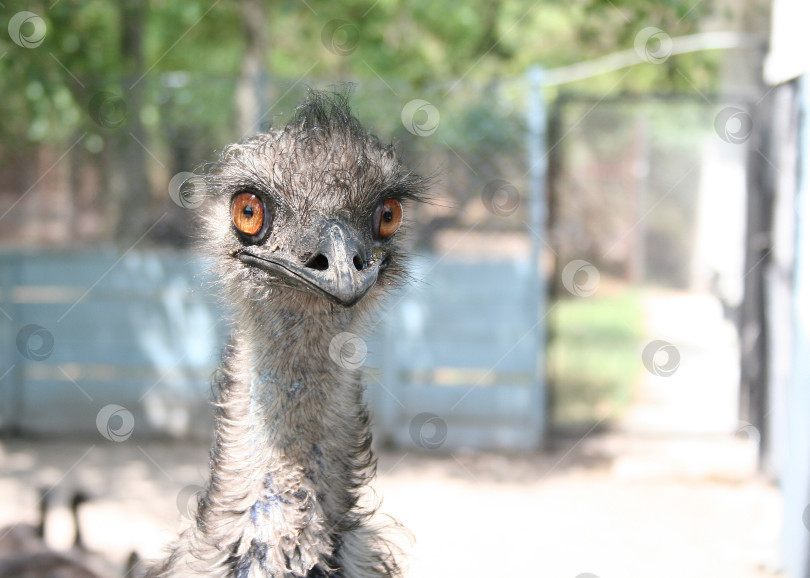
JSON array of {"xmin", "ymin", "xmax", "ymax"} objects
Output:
[
  {"xmin": 237, "ymin": 220, "xmax": 380, "ymax": 307},
  {"xmin": 300, "ymin": 221, "xmax": 379, "ymax": 306}
]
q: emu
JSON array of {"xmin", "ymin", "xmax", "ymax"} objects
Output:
[
  {"xmin": 0, "ymin": 488, "xmax": 49, "ymax": 560},
  {"xmin": 146, "ymin": 90, "xmax": 427, "ymax": 577},
  {"xmin": 0, "ymin": 490, "xmax": 105, "ymax": 578}
]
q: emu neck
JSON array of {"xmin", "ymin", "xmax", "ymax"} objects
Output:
[
  {"xmin": 212, "ymin": 301, "xmax": 370, "ymax": 525},
  {"xmin": 149, "ymin": 303, "xmax": 372, "ymax": 576},
  {"xmin": 240, "ymin": 304, "xmax": 359, "ymax": 446}
]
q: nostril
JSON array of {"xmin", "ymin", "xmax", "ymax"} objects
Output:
[
  {"xmin": 353, "ymin": 255, "xmax": 364, "ymax": 271},
  {"xmin": 305, "ymin": 253, "xmax": 329, "ymax": 271}
]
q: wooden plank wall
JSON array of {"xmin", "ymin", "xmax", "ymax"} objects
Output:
[{"xmin": 0, "ymin": 251, "xmax": 544, "ymax": 450}]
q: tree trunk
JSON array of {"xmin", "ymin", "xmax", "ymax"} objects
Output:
[
  {"xmin": 235, "ymin": 0, "xmax": 269, "ymax": 137},
  {"xmin": 113, "ymin": 0, "xmax": 152, "ymax": 244}
]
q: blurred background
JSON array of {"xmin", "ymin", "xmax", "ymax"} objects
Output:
[{"xmin": 0, "ymin": 0, "xmax": 808, "ymax": 576}]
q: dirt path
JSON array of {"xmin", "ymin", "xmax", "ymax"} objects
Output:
[
  {"xmin": 0, "ymin": 435, "xmax": 780, "ymax": 577},
  {"xmin": 0, "ymin": 292, "xmax": 782, "ymax": 577}
]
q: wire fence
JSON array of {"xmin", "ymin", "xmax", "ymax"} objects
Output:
[
  {"xmin": 0, "ymin": 75, "xmax": 748, "ymax": 277},
  {"xmin": 0, "ymin": 76, "xmax": 534, "ymax": 255},
  {"xmin": 0, "ymin": 73, "xmax": 750, "ymax": 443}
]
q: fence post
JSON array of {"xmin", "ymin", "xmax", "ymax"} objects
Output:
[
  {"xmin": 526, "ymin": 66, "xmax": 548, "ymax": 448},
  {"xmin": 379, "ymin": 311, "xmax": 399, "ymax": 447},
  {"xmin": 0, "ymin": 255, "xmax": 18, "ymax": 435},
  {"xmin": 784, "ymin": 72, "xmax": 810, "ymax": 578}
]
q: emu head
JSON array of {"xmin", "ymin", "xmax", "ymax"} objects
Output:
[{"xmin": 202, "ymin": 90, "xmax": 427, "ymax": 317}]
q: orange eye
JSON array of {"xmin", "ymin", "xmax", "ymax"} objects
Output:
[
  {"xmin": 231, "ymin": 192, "xmax": 266, "ymax": 237},
  {"xmin": 377, "ymin": 199, "xmax": 403, "ymax": 239}
]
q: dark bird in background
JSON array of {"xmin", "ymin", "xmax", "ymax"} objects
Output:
[
  {"xmin": 145, "ymin": 89, "xmax": 428, "ymax": 577},
  {"xmin": 0, "ymin": 488, "xmax": 49, "ymax": 559},
  {"xmin": 0, "ymin": 489, "xmax": 104, "ymax": 578}
]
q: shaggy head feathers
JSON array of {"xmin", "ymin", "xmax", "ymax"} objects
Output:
[{"xmin": 200, "ymin": 89, "xmax": 427, "ymax": 316}]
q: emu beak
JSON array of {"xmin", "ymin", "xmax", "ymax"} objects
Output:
[
  {"xmin": 237, "ymin": 220, "xmax": 380, "ymax": 307},
  {"xmin": 300, "ymin": 221, "xmax": 379, "ymax": 306}
]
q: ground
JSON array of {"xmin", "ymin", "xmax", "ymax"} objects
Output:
[{"xmin": 0, "ymin": 292, "xmax": 784, "ymax": 577}]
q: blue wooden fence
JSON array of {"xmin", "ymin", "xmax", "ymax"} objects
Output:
[{"xmin": 0, "ymin": 251, "xmax": 545, "ymax": 451}]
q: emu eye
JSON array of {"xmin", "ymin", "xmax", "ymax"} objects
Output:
[
  {"xmin": 231, "ymin": 192, "xmax": 267, "ymax": 238},
  {"xmin": 375, "ymin": 199, "xmax": 403, "ymax": 239}
]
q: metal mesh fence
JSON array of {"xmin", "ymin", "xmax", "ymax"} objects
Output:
[
  {"xmin": 0, "ymin": 76, "xmax": 535, "ymax": 257},
  {"xmin": 0, "ymin": 74, "xmax": 750, "ymax": 439}
]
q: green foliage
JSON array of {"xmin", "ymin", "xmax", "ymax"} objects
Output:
[
  {"xmin": 0, "ymin": 0, "xmax": 730, "ymax": 243},
  {"xmin": 548, "ymin": 291, "xmax": 645, "ymax": 424},
  {"xmin": 0, "ymin": 0, "xmax": 726, "ymax": 148}
]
